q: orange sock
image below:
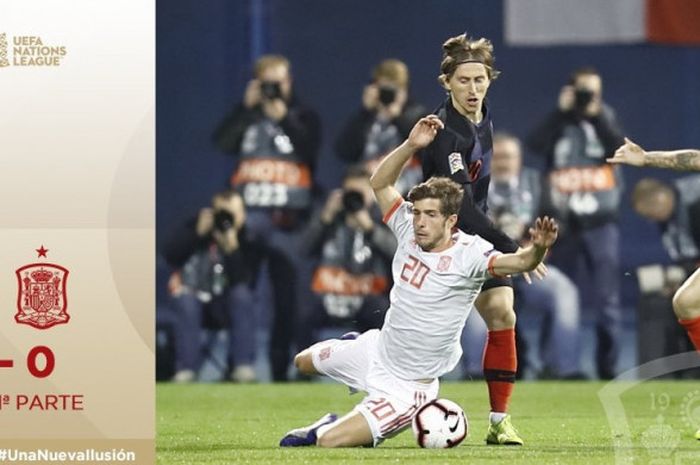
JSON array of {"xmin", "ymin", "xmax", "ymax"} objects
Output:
[
  {"xmin": 483, "ymin": 328, "xmax": 517, "ymax": 413},
  {"xmin": 679, "ymin": 315, "xmax": 700, "ymax": 351}
]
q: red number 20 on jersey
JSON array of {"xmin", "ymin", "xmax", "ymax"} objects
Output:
[{"xmin": 400, "ymin": 255, "xmax": 430, "ymax": 289}]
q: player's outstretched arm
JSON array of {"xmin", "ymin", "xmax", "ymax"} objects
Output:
[
  {"xmin": 491, "ymin": 217, "xmax": 558, "ymax": 276},
  {"xmin": 370, "ymin": 115, "xmax": 444, "ymax": 216},
  {"xmin": 608, "ymin": 137, "xmax": 700, "ymax": 171}
]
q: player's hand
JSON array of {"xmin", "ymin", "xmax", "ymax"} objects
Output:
[
  {"xmin": 528, "ymin": 216, "xmax": 558, "ymax": 249},
  {"xmin": 406, "ymin": 115, "xmax": 443, "ymax": 150},
  {"xmin": 522, "ymin": 262, "xmax": 548, "ymax": 284},
  {"xmin": 243, "ymin": 79, "xmax": 261, "ymax": 108},
  {"xmin": 608, "ymin": 137, "xmax": 645, "ymax": 167}
]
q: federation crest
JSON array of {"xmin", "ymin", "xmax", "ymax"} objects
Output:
[
  {"xmin": 15, "ymin": 262, "xmax": 69, "ymax": 330},
  {"xmin": 437, "ymin": 255, "xmax": 452, "ymax": 272}
]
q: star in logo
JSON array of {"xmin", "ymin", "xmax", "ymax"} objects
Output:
[{"xmin": 35, "ymin": 245, "xmax": 49, "ymax": 258}]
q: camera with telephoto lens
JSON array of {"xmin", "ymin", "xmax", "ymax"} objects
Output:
[
  {"xmin": 213, "ymin": 210, "xmax": 235, "ymax": 232},
  {"xmin": 342, "ymin": 190, "xmax": 365, "ymax": 214},
  {"xmin": 260, "ymin": 81, "xmax": 282, "ymax": 100},
  {"xmin": 378, "ymin": 86, "xmax": 397, "ymax": 106},
  {"xmin": 573, "ymin": 89, "xmax": 594, "ymax": 113}
]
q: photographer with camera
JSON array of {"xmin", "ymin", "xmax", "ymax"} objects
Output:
[
  {"xmin": 297, "ymin": 165, "xmax": 396, "ymax": 353},
  {"xmin": 335, "ymin": 59, "xmax": 426, "ymax": 195},
  {"xmin": 213, "ymin": 54, "xmax": 321, "ymax": 381},
  {"xmin": 162, "ymin": 190, "xmax": 264, "ymax": 383},
  {"xmin": 214, "ymin": 55, "xmax": 320, "ymax": 174},
  {"xmin": 527, "ymin": 67, "xmax": 625, "ymax": 379}
]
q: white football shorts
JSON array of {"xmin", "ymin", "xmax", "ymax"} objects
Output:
[{"xmin": 311, "ymin": 329, "xmax": 439, "ymax": 446}]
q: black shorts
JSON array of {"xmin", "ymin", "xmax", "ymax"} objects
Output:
[{"xmin": 482, "ymin": 275, "xmax": 513, "ymax": 292}]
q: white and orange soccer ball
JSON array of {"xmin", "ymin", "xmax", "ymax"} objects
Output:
[{"xmin": 411, "ymin": 398, "xmax": 468, "ymax": 448}]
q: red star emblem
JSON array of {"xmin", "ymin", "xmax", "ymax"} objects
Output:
[{"xmin": 36, "ymin": 245, "xmax": 49, "ymax": 258}]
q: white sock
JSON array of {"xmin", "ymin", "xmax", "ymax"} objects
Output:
[{"xmin": 490, "ymin": 412, "xmax": 507, "ymax": 424}]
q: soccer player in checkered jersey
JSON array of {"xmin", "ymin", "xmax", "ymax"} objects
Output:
[
  {"xmin": 279, "ymin": 114, "xmax": 558, "ymax": 448},
  {"xmin": 609, "ymin": 138, "xmax": 700, "ymax": 440},
  {"xmin": 419, "ymin": 33, "xmax": 548, "ymax": 444}
]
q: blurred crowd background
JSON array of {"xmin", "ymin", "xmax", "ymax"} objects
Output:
[{"xmin": 155, "ymin": 0, "xmax": 700, "ymax": 382}]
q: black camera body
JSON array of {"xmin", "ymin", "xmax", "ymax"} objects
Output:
[
  {"xmin": 573, "ymin": 89, "xmax": 594, "ymax": 113},
  {"xmin": 378, "ymin": 86, "xmax": 397, "ymax": 106},
  {"xmin": 261, "ymin": 81, "xmax": 282, "ymax": 100},
  {"xmin": 342, "ymin": 190, "xmax": 365, "ymax": 214},
  {"xmin": 213, "ymin": 210, "xmax": 235, "ymax": 232}
]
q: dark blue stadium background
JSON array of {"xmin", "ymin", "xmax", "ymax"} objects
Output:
[{"xmin": 156, "ymin": 0, "xmax": 700, "ymax": 309}]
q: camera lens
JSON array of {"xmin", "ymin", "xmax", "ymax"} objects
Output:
[
  {"xmin": 213, "ymin": 210, "xmax": 235, "ymax": 232},
  {"xmin": 342, "ymin": 190, "xmax": 365, "ymax": 213},
  {"xmin": 573, "ymin": 89, "xmax": 593, "ymax": 112},
  {"xmin": 261, "ymin": 81, "xmax": 282, "ymax": 100},
  {"xmin": 378, "ymin": 86, "xmax": 397, "ymax": 106}
]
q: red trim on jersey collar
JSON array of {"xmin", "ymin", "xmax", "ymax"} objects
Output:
[{"xmin": 383, "ymin": 198, "xmax": 404, "ymax": 223}]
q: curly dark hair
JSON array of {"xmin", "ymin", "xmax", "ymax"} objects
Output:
[{"xmin": 407, "ymin": 177, "xmax": 464, "ymax": 217}]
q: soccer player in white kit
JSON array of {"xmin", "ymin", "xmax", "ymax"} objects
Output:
[{"xmin": 280, "ymin": 115, "xmax": 559, "ymax": 448}]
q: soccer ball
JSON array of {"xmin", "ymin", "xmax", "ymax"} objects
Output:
[{"xmin": 412, "ymin": 398, "xmax": 468, "ymax": 448}]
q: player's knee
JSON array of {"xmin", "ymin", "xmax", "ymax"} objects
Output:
[
  {"xmin": 293, "ymin": 351, "xmax": 316, "ymax": 375},
  {"xmin": 483, "ymin": 304, "xmax": 516, "ymax": 329},
  {"xmin": 477, "ymin": 288, "xmax": 515, "ymax": 329},
  {"xmin": 672, "ymin": 288, "xmax": 700, "ymax": 320},
  {"xmin": 501, "ymin": 309, "xmax": 517, "ymax": 328}
]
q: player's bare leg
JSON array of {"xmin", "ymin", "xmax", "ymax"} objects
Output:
[
  {"xmin": 475, "ymin": 286, "xmax": 523, "ymax": 445},
  {"xmin": 674, "ymin": 268, "xmax": 700, "ymax": 353},
  {"xmin": 293, "ymin": 349, "xmax": 320, "ymax": 376},
  {"xmin": 671, "ymin": 268, "xmax": 700, "ymax": 441},
  {"xmin": 673, "ymin": 268, "xmax": 700, "ymax": 322},
  {"xmin": 315, "ymin": 411, "xmax": 374, "ymax": 448},
  {"xmin": 280, "ymin": 408, "xmax": 374, "ymax": 448},
  {"xmin": 476, "ymin": 286, "xmax": 516, "ymax": 330},
  {"xmin": 284, "ymin": 337, "xmax": 375, "ymax": 448}
]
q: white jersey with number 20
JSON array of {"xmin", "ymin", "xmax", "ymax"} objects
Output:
[{"xmin": 378, "ymin": 199, "xmax": 500, "ymax": 380}]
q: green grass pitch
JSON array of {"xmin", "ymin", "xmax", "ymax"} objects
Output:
[{"xmin": 157, "ymin": 381, "xmax": 699, "ymax": 464}]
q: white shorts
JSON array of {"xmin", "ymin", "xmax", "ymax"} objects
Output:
[{"xmin": 310, "ymin": 329, "xmax": 439, "ymax": 446}]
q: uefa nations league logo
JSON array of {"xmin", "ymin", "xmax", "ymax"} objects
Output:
[{"xmin": 0, "ymin": 33, "xmax": 67, "ymax": 67}]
